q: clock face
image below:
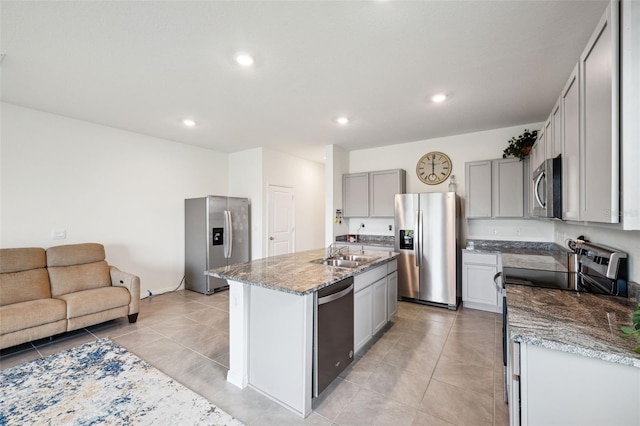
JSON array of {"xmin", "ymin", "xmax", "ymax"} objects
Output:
[{"xmin": 416, "ymin": 151, "xmax": 452, "ymax": 185}]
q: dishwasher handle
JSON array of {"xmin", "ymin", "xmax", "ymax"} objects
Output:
[{"xmin": 318, "ymin": 284, "xmax": 354, "ymax": 305}]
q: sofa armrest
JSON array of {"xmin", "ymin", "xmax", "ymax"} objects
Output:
[{"xmin": 110, "ymin": 266, "xmax": 140, "ymax": 316}]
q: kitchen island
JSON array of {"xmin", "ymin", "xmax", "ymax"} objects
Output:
[
  {"xmin": 207, "ymin": 248, "xmax": 398, "ymax": 417},
  {"xmin": 506, "ymin": 285, "xmax": 640, "ymax": 425}
]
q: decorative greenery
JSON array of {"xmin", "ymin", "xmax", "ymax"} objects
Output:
[
  {"xmin": 620, "ymin": 303, "xmax": 640, "ymax": 354},
  {"xmin": 502, "ymin": 129, "xmax": 538, "ymax": 161}
]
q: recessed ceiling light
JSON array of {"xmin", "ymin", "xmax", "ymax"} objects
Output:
[
  {"xmin": 336, "ymin": 116, "xmax": 350, "ymax": 125},
  {"xmin": 182, "ymin": 119, "xmax": 197, "ymax": 127},
  {"xmin": 431, "ymin": 93, "xmax": 448, "ymax": 103},
  {"xmin": 235, "ymin": 53, "xmax": 255, "ymax": 67}
]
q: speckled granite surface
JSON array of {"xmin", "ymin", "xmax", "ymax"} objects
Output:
[
  {"xmin": 465, "ymin": 239, "xmax": 568, "ymax": 255},
  {"xmin": 464, "ymin": 240, "xmax": 570, "ymax": 272},
  {"xmin": 207, "ymin": 248, "xmax": 398, "ymax": 295},
  {"xmin": 507, "ymin": 285, "xmax": 640, "ymax": 368}
]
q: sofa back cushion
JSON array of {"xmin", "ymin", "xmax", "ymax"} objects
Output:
[
  {"xmin": 0, "ymin": 248, "xmax": 52, "ymax": 306},
  {"xmin": 47, "ymin": 243, "xmax": 111, "ymax": 297}
]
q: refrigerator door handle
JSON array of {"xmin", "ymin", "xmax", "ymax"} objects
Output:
[
  {"xmin": 224, "ymin": 210, "xmax": 233, "ymax": 259},
  {"xmin": 416, "ymin": 210, "xmax": 423, "ymax": 268}
]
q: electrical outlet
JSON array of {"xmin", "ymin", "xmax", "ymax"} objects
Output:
[
  {"xmin": 492, "ymin": 228, "xmax": 497, "ymax": 235},
  {"xmin": 516, "ymin": 228, "xmax": 521, "ymax": 236},
  {"xmin": 388, "ymin": 224, "xmax": 392, "ymax": 231}
]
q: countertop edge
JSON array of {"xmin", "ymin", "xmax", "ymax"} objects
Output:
[
  {"xmin": 510, "ymin": 330, "xmax": 640, "ymax": 369},
  {"xmin": 209, "ymin": 251, "xmax": 399, "ymax": 296}
]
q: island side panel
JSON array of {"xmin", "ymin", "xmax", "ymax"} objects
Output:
[
  {"xmin": 227, "ymin": 280, "xmax": 250, "ymax": 388},
  {"xmin": 248, "ymin": 285, "xmax": 314, "ymax": 417},
  {"xmin": 521, "ymin": 343, "xmax": 640, "ymax": 425}
]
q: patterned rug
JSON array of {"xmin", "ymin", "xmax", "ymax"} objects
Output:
[{"xmin": 0, "ymin": 338, "xmax": 243, "ymax": 425}]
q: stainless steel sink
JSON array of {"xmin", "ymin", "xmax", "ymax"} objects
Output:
[
  {"xmin": 336, "ymin": 254, "xmax": 375, "ymax": 263},
  {"xmin": 321, "ymin": 259, "xmax": 360, "ymax": 268}
]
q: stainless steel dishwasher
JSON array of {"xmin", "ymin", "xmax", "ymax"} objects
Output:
[{"xmin": 313, "ymin": 276, "xmax": 354, "ymax": 397}]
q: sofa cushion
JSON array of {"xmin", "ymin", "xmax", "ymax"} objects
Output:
[
  {"xmin": 0, "ymin": 269, "xmax": 52, "ymax": 306},
  {"xmin": 48, "ymin": 261, "xmax": 111, "ymax": 297},
  {"xmin": 0, "ymin": 298, "xmax": 67, "ymax": 335},
  {"xmin": 0, "ymin": 248, "xmax": 51, "ymax": 306},
  {"xmin": 46, "ymin": 243, "xmax": 105, "ymax": 267},
  {"xmin": 56, "ymin": 286, "xmax": 130, "ymax": 319},
  {"xmin": 0, "ymin": 247, "xmax": 46, "ymax": 273}
]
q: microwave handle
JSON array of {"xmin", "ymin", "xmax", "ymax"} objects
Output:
[{"xmin": 534, "ymin": 171, "xmax": 546, "ymax": 208}]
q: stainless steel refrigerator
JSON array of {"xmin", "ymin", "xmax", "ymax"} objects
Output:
[
  {"xmin": 394, "ymin": 192, "xmax": 460, "ymax": 309},
  {"xmin": 185, "ymin": 196, "xmax": 250, "ymax": 294}
]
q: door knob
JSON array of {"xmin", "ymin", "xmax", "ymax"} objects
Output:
[{"xmin": 269, "ymin": 236, "xmax": 275, "ymax": 240}]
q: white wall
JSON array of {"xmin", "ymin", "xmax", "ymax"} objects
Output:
[
  {"xmin": 230, "ymin": 147, "xmax": 325, "ymax": 260},
  {"xmin": 1, "ymin": 103, "xmax": 229, "ymax": 295},
  {"xmin": 229, "ymin": 148, "xmax": 264, "ymax": 261},
  {"xmin": 262, "ymin": 148, "xmax": 325, "ymax": 254},
  {"xmin": 324, "ymin": 145, "xmax": 349, "ymax": 245},
  {"xmin": 346, "ymin": 123, "xmax": 554, "ymax": 242}
]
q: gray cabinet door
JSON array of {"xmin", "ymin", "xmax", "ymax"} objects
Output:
[
  {"xmin": 551, "ymin": 100, "xmax": 563, "ymax": 159},
  {"xmin": 562, "ymin": 64, "xmax": 580, "ymax": 221},
  {"xmin": 492, "ymin": 158, "xmax": 524, "ymax": 218},
  {"xmin": 579, "ymin": 1, "xmax": 619, "ymax": 223},
  {"xmin": 343, "ymin": 173, "xmax": 369, "ymax": 217},
  {"xmin": 370, "ymin": 169, "xmax": 406, "ymax": 217},
  {"xmin": 544, "ymin": 116, "xmax": 553, "ymax": 160},
  {"xmin": 465, "ymin": 160, "xmax": 492, "ymax": 218}
]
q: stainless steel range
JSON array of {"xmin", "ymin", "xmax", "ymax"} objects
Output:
[{"xmin": 502, "ymin": 241, "xmax": 628, "ymax": 297}]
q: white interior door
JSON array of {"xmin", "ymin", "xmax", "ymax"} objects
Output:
[{"xmin": 268, "ymin": 185, "xmax": 294, "ymax": 256}]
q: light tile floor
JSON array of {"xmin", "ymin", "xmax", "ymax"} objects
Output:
[{"xmin": 0, "ymin": 290, "xmax": 509, "ymax": 426}]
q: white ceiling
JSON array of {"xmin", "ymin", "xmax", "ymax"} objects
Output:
[{"xmin": 1, "ymin": 0, "xmax": 609, "ymax": 163}]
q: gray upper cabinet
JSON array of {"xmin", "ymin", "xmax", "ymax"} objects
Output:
[
  {"xmin": 466, "ymin": 158, "xmax": 524, "ymax": 218},
  {"xmin": 493, "ymin": 158, "xmax": 524, "ymax": 218},
  {"xmin": 465, "ymin": 160, "xmax": 492, "ymax": 218},
  {"xmin": 530, "ymin": 128, "xmax": 545, "ymax": 173},
  {"xmin": 370, "ymin": 169, "xmax": 406, "ymax": 217},
  {"xmin": 343, "ymin": 173, "xmax": 369, "ymax": 217},
  {"xmin": 561, "ymin": 64, "xmax": 580, "ymax": 221},
  {"xmin": 343, "ymin": 169, "xmax": 406, "ymax": 218},
  {"xmin": 579, "ymin": 1, "xmax": 619, "ymax": 223},
  {"xmin": 551, "ymin": 99, "xmax": 563, "ymax": 159}
]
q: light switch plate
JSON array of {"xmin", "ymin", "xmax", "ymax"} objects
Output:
[{"xmin": 52, "ymin": 229, "xmax": 66, "ymax": 240}]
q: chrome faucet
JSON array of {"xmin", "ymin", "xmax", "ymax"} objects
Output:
[{"xmin": 326, "ymin": 243, "xmax": 349, "ymax": 258}]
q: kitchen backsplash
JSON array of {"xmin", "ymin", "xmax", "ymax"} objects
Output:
[{"xmin": 336, "ymin": 234, "xmax": 394, "ymax": 247}]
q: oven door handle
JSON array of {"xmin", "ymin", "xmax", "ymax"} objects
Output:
[{"xmin": 493, "ymin": 271, "xmax": 504, "ymax": 294}]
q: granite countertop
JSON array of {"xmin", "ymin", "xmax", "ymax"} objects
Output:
[
  {"xmin": 207, "ymin": 248, "xmax": 398, "ymax": 295},
  {"xmin": 464, "ymin": 239, "xmax": 570, "ymax": 272},
  {"xmin": 507, "ymin": 285, "xmax": 640, "ymax": 368}
]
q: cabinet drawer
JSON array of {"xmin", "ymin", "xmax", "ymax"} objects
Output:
[
  {"xmin": 355, "ymin": 264, "xmax": 387, "ymax": 292},
  {"xmin": 387, "ymin": 259, "xmax": 397, "ymax": 274},
  {"xmin": 463, "ymin": 252, "xmax": 498, "ymax": 265}
]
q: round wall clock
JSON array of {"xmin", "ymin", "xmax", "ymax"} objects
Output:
[{"xmin": 416, "ymin": 151, "xmax": 452, "ymax": 185}]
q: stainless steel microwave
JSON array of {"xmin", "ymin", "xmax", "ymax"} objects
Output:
[{"xmin": 532, "ymin": 157, "xmax": 562, "ymax": 219}]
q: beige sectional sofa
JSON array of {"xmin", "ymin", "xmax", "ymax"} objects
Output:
[{"xmin": 0, "ymin": 243, "xmax": 140, "ymax": 350}]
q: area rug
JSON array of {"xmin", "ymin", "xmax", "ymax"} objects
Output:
[{"xmin": 0, "ymin": 338, "xmax": 243, "ymax": 425}]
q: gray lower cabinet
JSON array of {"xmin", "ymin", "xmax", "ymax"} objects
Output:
[
  {"xmin": 465, "ymin": 158, "xmax": 524, "ymax": 218},
  {"xmin": 354, "ymin": 284, "xmax": 373, "ymax": 353},
  {"xmin": 461, "ymin": 251, "xmax": 502, "ymax": 314},
  {"xmin": 387, "ymin": 270, "xmax": 398, "ymax": 319},
  {"xmin": 354, "ymin": 260, "xmax": 397, "ymax": 353}
]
